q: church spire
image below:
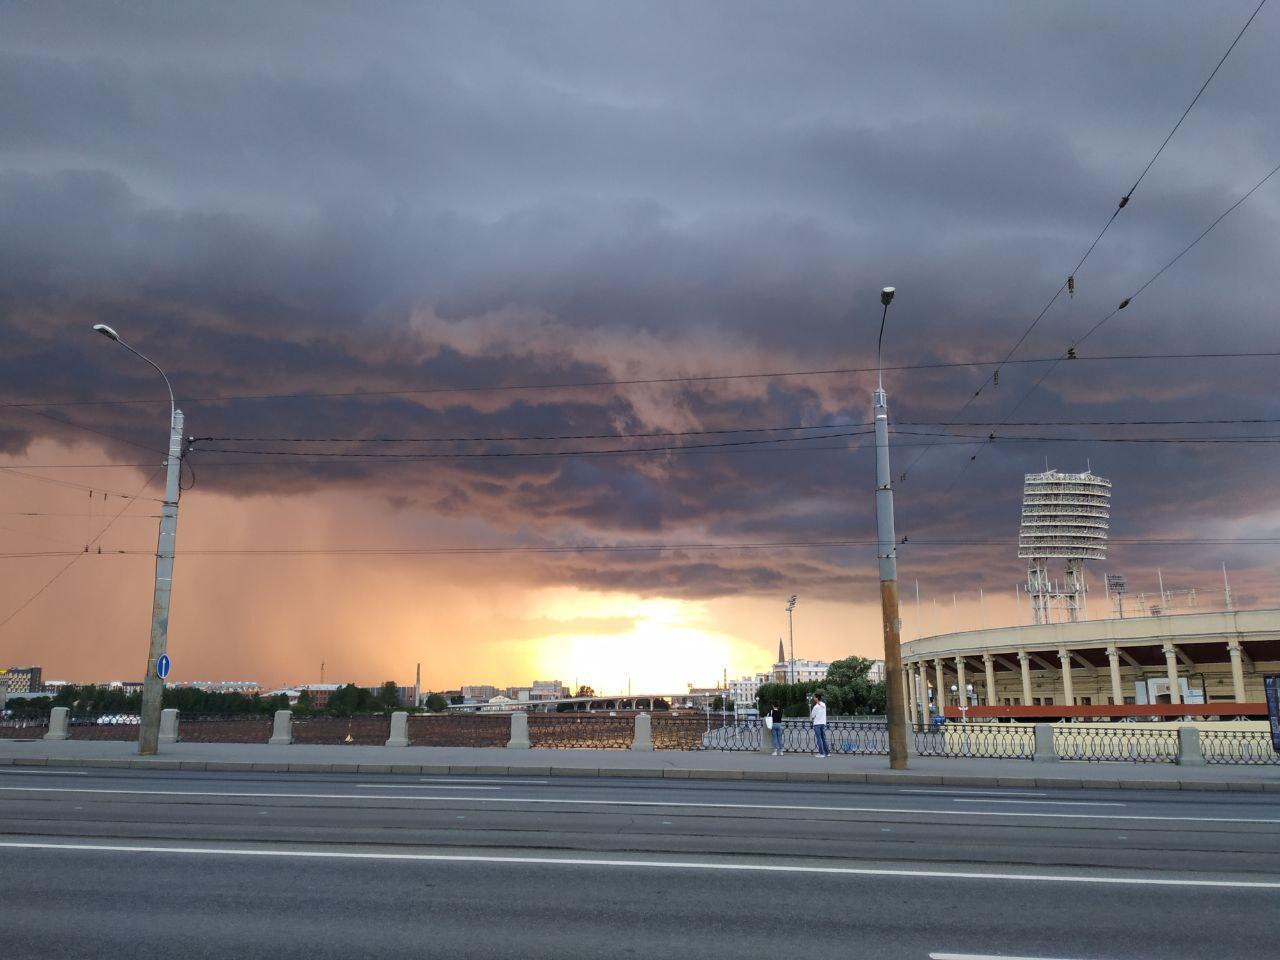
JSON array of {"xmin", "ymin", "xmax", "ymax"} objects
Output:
[{"xmin": 778, "ymin": 638, "xmax": 785, "ymax": 664}]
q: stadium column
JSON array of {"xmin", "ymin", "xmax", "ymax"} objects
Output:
[
  {"xmin": 1018, "ymin": 650, "xmax": 1033, "ymax": 706},
  {"xmin": 954, "ymin": 656, "xmax": 967, "ymax": 709},
  {"xmin": 906, "ymin": 663, "xmax": 919, "ymax": 729},
  {"xmin": 935, "ymin": 658, "xmax": 947, "ymax": 714},
  {"xmin": 1227, "ymin": 639, "xmax": 1247, "ymax": 702},
  {"xmin": 1058, "ymin": 648, "xmax": 1075, "ymax": 707},
  {"xmin": 1162, "ymin": 643, "xmax": 1182, "ymax": 705},
  {"xmin": 1107, "ymin": 645, "xmax": 1124, "ymax": 706},
  {"xmin": 983, "ymin": 653, "xmax": 997, "ymax": 707}
]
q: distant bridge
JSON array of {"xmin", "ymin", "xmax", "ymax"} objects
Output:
[{"xmin": 447, "ymin": 694, "xmax": 710, "ymax": 714}]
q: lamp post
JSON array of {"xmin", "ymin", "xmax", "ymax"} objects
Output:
[
  {"xmin": 873, "ymin": 287, "xmax": 910, "ymax": 770},
  {"xmin": 92, "ymin": 324, "xmax": 184, "ymax": 756},
  {"xmin": 786, "ymin": 594, "xmax": 798, "ymax": 684}
]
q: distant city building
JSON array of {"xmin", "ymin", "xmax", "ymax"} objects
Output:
[
  {"xmin": 170, "ymin": 681, "xmax": 260, "ymax": 695},
  {"xmin": 684, "ymin": 685, "xmax": 728, "ymax": 708},
  {"xmin": 265, "ymin": 683, "xmax": 343, "ymax": 708},
  {"xmin": 771, "ymin": 658, "xmax": 830, "ymax": 684},
  {"xmin": 867, "ymin": 660, "xmax": 886, "ymax": 684},
  {"xmin": 728, "ymin": 672, "xmax": 772, "ymax": 707},
  {"xmin": 462, "ymin": 685, "xmax": 499, "ymax": 700},
  {"xmin": 360, "ymin": 684, "xmax": 417, "ymax": 707},
  {"xmin": 530, "ymin": 680, "xmax": 568, "ymax": 699},
  {"xmin": 1, "ymin": 666, "xmax": 43, "ymax": 693}
]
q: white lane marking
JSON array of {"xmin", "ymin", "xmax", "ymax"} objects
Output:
[
  {"xmin": 355, "ymin": 784, "xmax": 501, "ymax": 790},
  {"xmin": 0, "ymin": 769, "xmax": 87, "ymax": 776},
  {"xmin": 930, "ymin": 954, "xmax": 1092, "ymax": 960},
  {"xmin": 419, "ymin": 778, "xmax": 547, "ymax": 785},
  {"xmin": 953, "ymin": 799, "xmax": 1124, "ymax": 808},
  {"xmin": 0, "ymin": 840, "xmax": 1277, "ymax": 889},
  {"xmin": 0, "ymin": 785, "xmax": 1275, "ymax": 825},
  {"xmin": 902, "ymin": 789, "xmax": 1047, "ymax": 798}
]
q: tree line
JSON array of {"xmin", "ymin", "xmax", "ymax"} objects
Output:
[
  {"xmin": 4, "ymin": 682, "xmax": 452, "ymax": 719},
  {"xmin": 754, "ymin": 656, "xmax": 887, "ymax": 717}
]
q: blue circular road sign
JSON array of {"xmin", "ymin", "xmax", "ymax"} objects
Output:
[{"xmin": 156, "ymin": 654, "xmax": 171, "ymax": 680}]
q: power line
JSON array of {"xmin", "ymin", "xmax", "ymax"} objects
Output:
[
  {"xmin": 189, "ymin": 429, "xmax": 876, "ymax": 460},
  {"xmin": 948, "ymin": 156, "xmax": 1280, "ymax": 481},
  {"xmin": 2, "ymin": 350, "xmax": 1279, "ymax": 412},
  {"xmin": 6, "ymin": 405, "xmax": 165, "ymax": 457},
  {"xmin": 0, "ymin": 511, "xmax": 162, "ymax": 518},
  {"xmin": 0, "ymin": 467, "xmax": 166, "ymax": 501},
  {"xmin": 0, "ymin": 467, "xmax": 164, "ymax": 631},
  {"xmin": 193, "ymin": 422, "xmax": 874, "ymax": 444},
  {"xmin": 1, "ymin": 535, "xmax": 1277, "ymax": 561},
  {"xmin": 897, "ymin": 0, "xmax": 1270, "ymax": 479},
  {"xmin": 909, "ymin": 417, "xmax": 1280, "ymax": 427},
  {"xmin": 15, "ymin": 429, "xmax": 1280, "ymax": 474},
  {"xmin": 1125, "ymin": 0, "xmax": 1270, "ymax": 201},
  {"xmin": 198, "ymin": 415, "xmax": 1280, "ymax": 447}
]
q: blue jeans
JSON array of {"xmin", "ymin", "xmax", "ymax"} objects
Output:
[
  {"xmin": 813, "ymin": 724, "xmax": 829, "ymax": 756},
  {"xmin": 771, "ymin": 724, "xmax": 784, "ymax": 752}
]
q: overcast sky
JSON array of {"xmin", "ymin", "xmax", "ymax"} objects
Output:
[{"xmin": 1, "ymin": 2, "xmax": 1278, "ymax": 690}]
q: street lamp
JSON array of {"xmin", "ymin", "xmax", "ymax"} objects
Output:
[
  {"xmin": 872, "ymin": 286, "xmax": 910, "ymax": 770},
  {"xmin": 786, "ymin": 594, "xmax": 798, "ymax": 684},
  {"xmin": 92, "ymin": 324, "xmax": 184, "ymax": 756}
]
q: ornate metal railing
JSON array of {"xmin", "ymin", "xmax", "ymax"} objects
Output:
[
  {"xmin": 177, "ymin": 714, "xmax": 274, "ymax": 743},
  {"xmin": 0, "ymin": 718, "xmax": 49, "ymax": 738},
  {"xmin": 528, "ymin": 715, "xmax": 635, "ymax": 749},
  {"xmin": 407, "ymin": 713, "xmax": 509, "ymax": 747},
  {"xmin": 291, "ymin": 715, "xmax": 391, "ymax": 746},
  {"xmin": 1053, "ymin": 725, "xmax": 1179, "ymax": 763},
  {"xmin": 653, "ymin": 716, "xmax": 741, "ymax": 750},
  {"xmin": 1201, "ymin": 729, "xmax": 1280, "ymax": 765},
  {"xmin": 914, "ymin": 722, "xmax": 1034, "ymax": 760},
  {"xmin": 733, "ymin": 718, "xmax": 891, "ymax": 755},
  {"xmin": 67, "ymin": 713, "xmax": 140, "ymax": 740}
]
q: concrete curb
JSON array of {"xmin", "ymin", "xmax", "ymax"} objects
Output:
[{"xmin": 5, "ymin": 753, "xmax": 1277, "ymax": 791}]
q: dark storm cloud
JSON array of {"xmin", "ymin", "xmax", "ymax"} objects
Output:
[{"xmin": 2, "ymin": 1, "xmax": 1279, "ymax": 602}]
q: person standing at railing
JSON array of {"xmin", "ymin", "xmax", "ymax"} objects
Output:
[
  {"xmin": 810, "ymin": 693, "xmax": 830, "ymax": 757},
  {"xmin": 769, "ymin": 704, "xmax": 785, "ymax": 755}
]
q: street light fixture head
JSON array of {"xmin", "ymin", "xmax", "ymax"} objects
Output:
[
  {"xmin": 92, "ymin": 324, "xmax": 121, "ymax": 342},
  {"xmin": 880, "ymin": 286, "xmax": 896, "ymax": 307}
]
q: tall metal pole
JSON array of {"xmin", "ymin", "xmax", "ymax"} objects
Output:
[
  {"xmin": 873, "ymin": 287, "xmax": 909, "ymax": 769},
  {"xmin": 92, "ymin": 324, "xmax": 184, "ymax": 757},
  {"xmin": 139, "ymin": 406, "xmax": 184, "ymax": 755}
]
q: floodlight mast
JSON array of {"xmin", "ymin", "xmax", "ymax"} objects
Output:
[{"xmin": 1018, "ymin": 469, "xmax": 1111, "ymax": 624}]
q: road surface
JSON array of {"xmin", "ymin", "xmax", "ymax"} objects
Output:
[{"xmin": 1, "ymin": 766, "xmax": 1277, "ymax": 958}]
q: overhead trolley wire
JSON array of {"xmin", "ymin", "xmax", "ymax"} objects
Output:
[
  {"xmin": 895, "ymin": 0, "xmax": 1271, "ymax": 481},
  {"xmin": 947, "ymin": 157, "xmax": 1280, "ymax": 483},
  {"xmin": 198, "ymin": 415, "xmax": 1280, "ymax": 446},
  {"xmin": 3, "ymin": 351, "xmax": 1280, "ymax": 413},
  {"xmin": 0, "ymin": 466, "xmax": 166, "ymax": 501},
  {"xmin": 0, "ymin": 466, "xmax": 165, "ymax": 631},
  {"xmin": 2, "ymin": 534, "xmax": 1278, "ymax": 562}
]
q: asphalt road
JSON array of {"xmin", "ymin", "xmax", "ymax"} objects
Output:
[{"xmin": 1, "ymin": 767, "xmax": 1278, "ymax": 959}]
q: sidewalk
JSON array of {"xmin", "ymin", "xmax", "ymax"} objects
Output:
[{"xmin": 2, "ymin": 737, "xmax": 1278, "ymax": 791}]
